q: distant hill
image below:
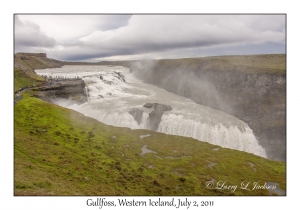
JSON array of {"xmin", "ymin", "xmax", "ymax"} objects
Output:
[{"xmin": 97, "ymin": 54, "xmax": 286, "ymax": 74}]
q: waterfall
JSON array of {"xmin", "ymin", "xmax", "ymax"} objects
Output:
[
  {"xmin": 35, "ymin": 65, "xmax": 267, "ymax": 158},
  {"xmin": 157, "ymin": 113, "xmax": 266, "ymax": 157}
]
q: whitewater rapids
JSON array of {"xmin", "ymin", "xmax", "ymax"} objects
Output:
[{"xmin": 35, "ymin": 65, "xmax": 267, "ymax": 158}]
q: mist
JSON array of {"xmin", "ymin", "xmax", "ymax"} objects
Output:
[
  {"xmin": 130, "ymin": 60, "xmax": 234, "ymax": 115},
  {"xmin": 127, "ymin": 55, "xmax": 286, "ymax": 161},
  {"xmin": 35, "ymin": 65, "xmax": 267, "ymax": 158}
]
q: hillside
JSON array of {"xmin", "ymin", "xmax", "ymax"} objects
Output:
[
  {"xmin": 151, "ymin": 54, "xmax": 286, "ymax": 74},
  {"xmin": 14, "ymin": 53, "xmax": 286, "ymax": 196},
  {"xmin": 14, "ymin": 53, "xmax": 63, "ymax": 91}
]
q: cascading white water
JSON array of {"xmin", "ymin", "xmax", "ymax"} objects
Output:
[
  {"xmin": 157, "ymin": 114, "xmax": 266, "ymax": 156},
  {"xmin": 35, "ymin": 65, "xmax": 267, "ymax": 158}
]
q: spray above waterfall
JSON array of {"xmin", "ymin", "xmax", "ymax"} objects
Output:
[{"xmin": 35, "ymin": 65, "xmax": 267, "ymax": 158}]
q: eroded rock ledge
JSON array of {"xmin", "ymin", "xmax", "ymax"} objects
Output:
[
  {"xmin": 129, "ymin": 103, "xmax": 172, "ymax": 131},
  {"xmin": 35, "ymin": 78, "xmax": 87, "ymax": 104}
]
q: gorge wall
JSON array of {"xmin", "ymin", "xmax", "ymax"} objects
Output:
[
  {"xmin": 14, "ymin": 53, "xmax": 87, "ymax": 104},
  {"xmin": 122, "ymin": 54, "xmax": 286, "ymax": 161},
  {"xmin": 36, "ymin": 79, "xmax": 88, "ymax": 104}
]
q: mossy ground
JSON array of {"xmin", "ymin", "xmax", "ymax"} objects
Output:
[
  {"xmin": 14, "ymin": 91, "xmax": 285, "ymax": 196},
  {"xmin": 156, "ymin": 54, "xmax": 286, "ymax": 75},
  {"xmin": 14, "ymin": 68, "xmax": 45, "ymax": 92},
  {"xmin": 14, "ymin": 53, "xmax": 62, "ymax": 92}
]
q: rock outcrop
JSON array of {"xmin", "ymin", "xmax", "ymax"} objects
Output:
[
  {"xmin": 15, "ymin": 53, "xmax": 63, "ymax": 72},
  {"xmin": 36, "ymin": 79, "xmax": 87, "ymax": 104},
  {"xmin": 147, "ymin": 103, "xmax": 172, "ymax": 130},
  {"xmin": 129, "ymin": 103, "xmax": 172, "ymax": 130},
  {"xmin": 129, "ymin": 108, "xmax": 144, "ymax": 125},
  {"xmin": 114, "ymin": 71, "xmax": 126, "ymax": 83},
  {"xmin": 16, "ymin": 52, "xmax": 47, "ymax": 58}
]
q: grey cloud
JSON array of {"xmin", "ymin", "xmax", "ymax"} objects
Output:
[
  {"xmin": 15, "ymin": 15, "xmax": 286, "ymax": 61},
  {"xmin": 95, "ymin": 15, "xmax": 132, "ymax": 31},
  {"xmin": 58, "ymin": 15, "xmax": 285, "ymax": 60},
  {"xmin": 16, "ymin": 15, "xmax": 132, "ymax": 43},
  {"xmin": 15, "ymin": 16, "xmax": 57, "ymax": 48}
]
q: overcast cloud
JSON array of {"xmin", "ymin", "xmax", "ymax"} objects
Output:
[
  {"xmin": 14, "ymin": 15, "xmax": 286, "ymax": 61},
  {"xmin": 15, "ymin": 16, "xmax": 57, "ymax": 48}
]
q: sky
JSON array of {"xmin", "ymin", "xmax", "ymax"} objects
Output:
[{"xmin": 15, "ymin": 14, "xmax": 286, "ymax": 62}]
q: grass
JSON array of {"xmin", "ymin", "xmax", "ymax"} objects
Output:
[
  {"xmin": 14, "ymin": 68, "xmax": 45, "ymax": 92},
  {"xmin": 14, "ymin": 91, "xmax": 286, "ymax": 196},
  {"xmin": 14, "ymin": 53, "xmax": 63, "ymax": 92},
  {"xmin": 155, "ymin": 54, "xmax": 286, "ymax": 75}
]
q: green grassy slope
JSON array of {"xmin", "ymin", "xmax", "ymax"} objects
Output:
[
  {"xmin": 14, "ymin": 92, "xmax": 285, "ymax": 196},
  {"xmin": 14, "ymin": 68, "xmax": 44, "ymax": 91},
  {"xmin": 14, "ymin": 53, "xmax": 63, "ymax": 91},
  {"xmin": 155, "ymin": 54, "xmax": 286, "ymax": 75}
]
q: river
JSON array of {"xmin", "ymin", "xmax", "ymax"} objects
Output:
[{"xmin": 35, "ymin": 65, "xmax": 267, "ymax": 158}]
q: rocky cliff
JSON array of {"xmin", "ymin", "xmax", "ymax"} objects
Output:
[
  {"xmin": 14, "ymin": 52, "xmax": 63, "ymax": 72},
  {"xmin": 127, "ymin": 54, "xmax": 286, "ymax": 161},
  {"xmin": 35, "ymin": 79, "xmax": 88, "ymax": 104},
  {"xmin": 14, "ymin": 53, "xmax": 87, "ymax": 104}
]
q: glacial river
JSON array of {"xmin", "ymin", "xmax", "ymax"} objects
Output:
[{"xmin": 35, "ymin": 65, "xmax": 267, "ymax": 158}]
